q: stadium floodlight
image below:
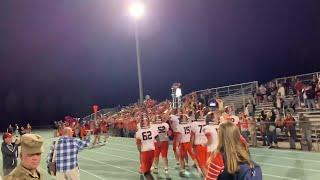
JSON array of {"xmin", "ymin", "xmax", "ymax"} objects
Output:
[
  {"xmin": 129, "ymin": 1, "xmax": 146, "ymax": 104},
  {"xmin": 129, "ymin": 1, "xmax": 145, "ymax": 20}
]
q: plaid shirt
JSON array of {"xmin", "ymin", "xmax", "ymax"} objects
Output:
[{"xmin": 46, "ymin": 136, "xmax": 89, "ymax": 172}]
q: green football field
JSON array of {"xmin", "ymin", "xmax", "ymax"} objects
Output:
[{"xmin": 1, "ymin": 130, "xmax": 320, "ymax": 180}]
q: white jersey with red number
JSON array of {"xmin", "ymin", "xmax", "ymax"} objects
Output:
[
  {"xmin": 170, "ymin": 115, "xmax": 180, "ymax": 132},
  {"xmin": 152, "ymin": 123, "xmax": 169, "ymax": 142},
  {"xmin": 191, "ymin": 120, "xmax": 207, "ymax": 145},
  {"xmin": 203, "ymin": 124, "xmax": 219, "ymax": 152},
  {"xmin": 177, "ymin": 123, "xmax": 192, "ymax": 143},
  {"xmin": 135, "ymin": 127, "xmax": 159, "ymax": 152}
]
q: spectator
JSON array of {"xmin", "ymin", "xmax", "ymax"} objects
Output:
[
  {"xmin": 278, "ymin": 83, "xmax": 286, "ymax": 99},
  {"xmin": 14, "ymin": 124, "xmax": 19, "ymax": 137},
  {"xmin": 294, "ymin": 78, "xmax": 305, "ymax": 106},
  {"xmin": 259, "ymin": 84, "xmax": 267, "ymax": 102},
  {"xmin": 266, "ymin": 111, "xmax": 278, "ymax": 148},
  {"xmin": 239, "ymin": 113, "xmax": 250, "ymax": 143},
  {"xmin": 259, "ymin": 109, "xmax": 268, "ymax": 146},
  {"xmin": 1, "ymin": 133, "xmax": 19, "ymax": 176},
  {"xmin": 305, "ymin": 84, "xmax": 316, "ymax": 111},
  {"xmin": 283, "ymin": 113, "xmax": 297, "ymax": 149},
  {"xmin": 316, "ymin": 83, "xmax": 320, "ymax": 109},
  {"xmin": 47, "ymin": 127, "xmax": 90, "ymax": 180},
  {"xmin": 4, "ymin": 134, "xmax": 44, "ymax": 180},
  {"xmin": 26, "ymin": 123, "xmax": 32, "ymax": 134},
  {"xmin": 19, "ymin": 126, "xmax": 26, "ymax": 136},
  {"xmin": 205, "ymin": 121, "xmax": 261, "ymax": 180},
  {"xmin": 6, "ymin": 125, "xmax": 13, "ymax": 134},
  {"xmin": 244, "ymin": 101, "xmax": 254, "ymax": 117}
]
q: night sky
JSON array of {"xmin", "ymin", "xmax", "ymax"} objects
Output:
[{"xmin": 0, "ymin": 0, "xmax": 320, "ymax": 127}]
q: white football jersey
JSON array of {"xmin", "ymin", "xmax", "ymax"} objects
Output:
[
  {"xmin": 203, "ymin": 124, "xmax": 219, "ymax": 152},
  {"xmin": 177, "ymin": 123, "xmax": 192, "ymax": 143},
  {"xmin": 152, "ymin": 123, "xmax": 169, "ymax": 142},
  {"xmin": 135, "ymin": 127, "xmax": 159, "ymax": 152},
  {"xmin": 191, "ymin": 120, "xmax": 207, "ymax": 145},
  {"xmin": 170, "ymin": 115, "xmax": 180, "ymax": 132}
]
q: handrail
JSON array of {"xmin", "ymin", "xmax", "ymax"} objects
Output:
[{"xmin": 193, "ymin": 81, "xmax": 258, "ymax": 94}]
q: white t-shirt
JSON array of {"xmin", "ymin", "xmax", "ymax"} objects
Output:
[
  {"xmin": 170, "ymin": 115, "xmax": 180, "ymax": 132},
  {"xmin": 176, "ymin": 88, "xmax": 182, "ymax": 97},
  {"xmin": 177, "ymin": 123, "xmax": 192, "ymax": 143},
  {"xmin": 191, "ymin": 120, "xmax": 207, "ymax": 145},
  {"xmin": 203, "ymin": 124, "xmax": 219, "ymax": 152},
  {"xmin": 135, "ymin": 127, "xmax": 159, "ymax": 152},
  {"xmin": 152, "ymin": 123, "xmax": 169, "ymax": 142}
]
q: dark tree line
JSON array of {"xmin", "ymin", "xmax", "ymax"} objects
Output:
[{"xmin": 0, "ymin": 91, "xmax": 95, "ymax": 129}]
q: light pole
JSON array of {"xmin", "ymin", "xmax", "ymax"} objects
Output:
[{"xmin": 129, "ymin": 1, "xmax": 145, "ymax": 104}]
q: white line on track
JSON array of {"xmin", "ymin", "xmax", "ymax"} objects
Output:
[
  {"xmin": 107, "ymin": 139, "xmax": 320, "ymax": 163},
  {"xmin": 107, "ymin": 138, "xmax": 320, "ymax": 173},
  {"xmin": 108, "ymin": 137, "xmax": 320, "ymax": 163},
  {"xmin": 79, "ymin": 155, "xmax": 139, "ymax": 175},
  {"xmin": 79, "ymin": 168, "xmax": 107, "ymax": 180},
  {"xmin": 262, "ymin": 174, "xmax": 301, "ymax": 180},
  {"xmin": 251, "ymin": 154, "xmax": 320, "ymax": 163},
  {"xmin": 93, "ymin": 141, "xmax": 302, "ymax": 180}
]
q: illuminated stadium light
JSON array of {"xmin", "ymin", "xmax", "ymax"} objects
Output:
[{"xmin": 129, "ymin": 1, "xmax": 145, "ymax": 20}]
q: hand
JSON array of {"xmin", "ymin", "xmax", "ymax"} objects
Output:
[{"xmin": 15, "ymin": 138, "xmax": 20, "ymax": 145}]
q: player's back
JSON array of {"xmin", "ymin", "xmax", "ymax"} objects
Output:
[
  {"xmin": 203, "ymin": 124, "xmax": 219, "ymax": 152},
  {"xmin": 177, "ymin": 123, "xmax": 192, "ymax": 143},
  {"xmin": 152, "ymin": 123, "xmax": 169, "ymax": 142},
  {"xmin": 191, "ymin": 120, "xmax": 207, "ymax": 145}
]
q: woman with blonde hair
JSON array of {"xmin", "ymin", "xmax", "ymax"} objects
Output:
[{"xmin": 205, "ymin": 121, "xmax": 261, "ymax": 180}]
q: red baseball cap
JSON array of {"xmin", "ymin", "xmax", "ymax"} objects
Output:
[{"xmin": 3, "ymin": 133, "xmax": 12, "ymax": 140}]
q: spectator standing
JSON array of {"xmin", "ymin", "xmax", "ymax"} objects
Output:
[
  {"xmin": 4, "ymin": 134, "xmax": 44, "ymax": 180},
  {"xmin": 294, "ymin": 79, "xmax": 305, "ymax": 106},
  {"xmin": 239, "ymin": 113, "xmax": 250, "ymax": 143},
  {"xmin": 46, "ymin": 127, "xmax": 90, "ymax": 180},
  {"xmin": 26, "ymin": 123, "xmax": 32, "ymax": 134},
  {"xmin": 283, "ymin": 113, "xmax": 297, "ymax": 149},
  {"xmin": 259, "ymin": 110, "xmax": 268, "ymax": 146},
  {"xmin": 14, "ymin": 124, "xmax": 19, "ymax": 137},
  {"xmin": 316, "ymin": 83, "xmax": 320, "ymax": 109},
  {"xmin": 7, "ymin": 125, "xmax": 13, "ymax": 134},
  {"xmin": 1, "ymin": 133, "xmax": 19, "ymax": 176},
  {"xmin": 305, "ymin": 84, "xmax": 316, "ymax": 111},
  {"xmin": 266, "ymin": 111, "xmax": 278, "ymax": 148},
  {"xmin": 259, "ymin": 85, "xmax": 267, "ymax": 102},
  {"xmin": 278, "ymin": 83, "xmax": 286, "ymax": 99}
]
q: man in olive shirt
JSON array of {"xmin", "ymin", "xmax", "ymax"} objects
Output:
[{"xmin": 4, "ymin": 134, "xmax": 44, "ymax": 180}]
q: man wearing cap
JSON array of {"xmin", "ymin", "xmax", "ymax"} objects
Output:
[
  {"xmin": 4, "ymin": 134, "xmax": 44, "ymax": 180},
  {"xmin": 1, "ymin": 133, "xmax": 19, "ymax": 176}
]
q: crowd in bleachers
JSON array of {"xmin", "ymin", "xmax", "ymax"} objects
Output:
[{"xmin": 256, "ymin": 76, "xmax": 320, "ymax": 112}]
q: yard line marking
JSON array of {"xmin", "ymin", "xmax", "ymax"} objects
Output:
[
  {"xmin": 251, "ymin": 147, "xmax": 320, "ymax": 155},
  {"xmin": 80, "ymin": 168, "xmax": 106, "ymax": 180},
  {"xmin": 105, "ymin": 140, "xmax": 320, "ymax": 173},
  {"xmin": 79, "ymin": 155, "xmax": 139, "ymax": 175},
  {"xmin": 107, "ymin": 140, "xmax": 320, "ymax": 163},
  {"xmin": 108, "ymin": 138, "xmax": 320, "ymax": 163},
  {"xmin": 263, "ymin": 173, "xmax": 301, "ymax": 180},
  {"xmin": 89, "ymin": 148, "xmax": 180, "ymax": 173},
  {"xmin": 256, "ymin": 162, "xmax": 320, "ymax": 173},
  {"xmin": 251, "ymin": 154, "xmax": 320, "ymax": 163}
]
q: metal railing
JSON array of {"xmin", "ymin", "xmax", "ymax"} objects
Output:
[
  {"xmin": 184, "ymin": 81, "xmax": 258, "ymax": 110},
  {"xmin": 274, "ymin": 71, "xmax": 320, "ymax": 87}
]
